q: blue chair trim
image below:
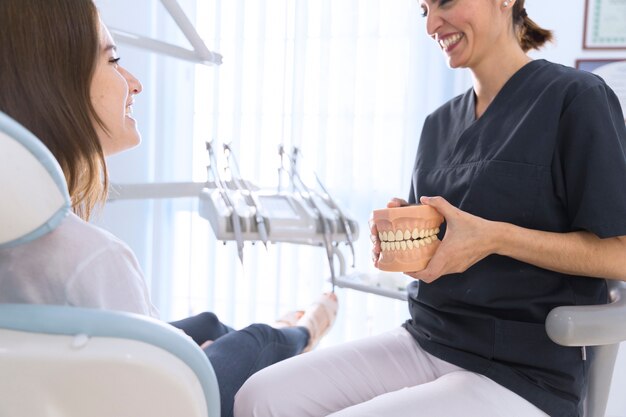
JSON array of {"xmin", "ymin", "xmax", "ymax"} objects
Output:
[{"xmin": 0, "ymin": 209, "xmax": 70, "ymax": 250}]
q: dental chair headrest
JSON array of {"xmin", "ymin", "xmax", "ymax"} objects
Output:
[{"xmin": 0, "ymin": 111, "xmax": 71, "ymax": 249}]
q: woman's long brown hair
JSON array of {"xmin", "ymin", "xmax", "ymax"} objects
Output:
[{"xmin": 0, "ymin": 0, "xmax": 108, "ymax": 220}]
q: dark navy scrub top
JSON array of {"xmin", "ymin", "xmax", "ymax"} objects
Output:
[{"xmin": 404, "ymin": 59, "xmax": 626, "ymax": 417}]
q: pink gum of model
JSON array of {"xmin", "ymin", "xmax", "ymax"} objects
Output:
[{"xmin": 372, "ymin": 205, "xmax": 444, "ymax": 273}]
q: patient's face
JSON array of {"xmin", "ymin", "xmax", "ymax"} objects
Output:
[
  {"xmin": 372, "ymin": 205, "xmax": 444, "ymax": 272},
  {"xmin": 90, "ymin": 20, "xmax": 143, "ymax": 156}
]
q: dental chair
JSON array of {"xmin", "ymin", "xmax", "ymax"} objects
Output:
[
  {"xmin": 547, "ymin": 280, "xmax": 626, "ymax": 417},
  {"xmin": 0, "ymin": 111, "xmax": 221, "ymax": 417}
]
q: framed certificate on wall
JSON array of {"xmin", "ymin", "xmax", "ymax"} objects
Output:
[{"xmin": 583, "ymin": 0, "xmax": 626, "ymax": 49}]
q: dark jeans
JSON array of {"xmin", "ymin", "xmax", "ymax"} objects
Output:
[{"xmin": 170, "ymin": 312, "xmax": 309, "ymax": 417}]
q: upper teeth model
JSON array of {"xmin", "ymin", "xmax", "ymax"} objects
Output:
[{"xmin": 372, "ymin": 205, "xmax": 444, "ymax": 272}]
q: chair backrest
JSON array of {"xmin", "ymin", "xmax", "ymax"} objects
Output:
[
  {"xmin": 0, "ymin": 111, "xmax": 71, "ymax": 248},
  {"xmin": 0, "ymin": 112, "xmax": 221, "ymax": 416},
  {"xmin": 0, "ymin": 304, "xmax": 221, "ymax": 417},
  {"xmin": 546, "ymin": 280, "xmax": 626, "ymax": 417}
]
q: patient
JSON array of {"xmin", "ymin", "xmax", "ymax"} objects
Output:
[{"xmin": 0, "ymin": 1, "xmax": 337, "ymax": 417}]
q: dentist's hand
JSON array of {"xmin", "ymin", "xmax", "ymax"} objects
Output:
[
  {"xmin": 370, "ymin": 198, "xmax": 409, "ymax": 268},
  {"xmin": 405, "ymin": 196, "xmax": 496, "ymax": 283}
]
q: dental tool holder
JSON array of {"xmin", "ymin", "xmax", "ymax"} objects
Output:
[
  {"xmin": 199, "ymin": 141, "xmax": 359, "ymax": 283},
  {"xmin": 107, "ymin": 142, "xmax": 399, "ymax": 299},
  {"xmin": 199, "ymin": 186, "xmax": 358, "ymax": 246}
]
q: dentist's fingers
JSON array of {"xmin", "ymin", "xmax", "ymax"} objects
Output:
[
  {"xmin": 404, "ymin": 256, "xmax": 445, "ymax": 283},
  {"xmin": 369, "ymin": 218, "xmax": 381, "ymax": 267},
  {"xmin": 371, "ymin": 197, "xmax": 410, "ymax": 268},
  {"xmin": 419, "ymin": 195, "xmax": 456, "ymax": 218},
  {"xmin": 387, "ymin": 198, "xmax": 409, "ymax": 208},
  {"xmin": 405, "ymin": 197, "xmax": 497, "ymax": 282}
]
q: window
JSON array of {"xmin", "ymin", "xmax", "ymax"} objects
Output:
[{"xmin": 98, "ymin": 0, "xmax": 470, "ymax": 345}]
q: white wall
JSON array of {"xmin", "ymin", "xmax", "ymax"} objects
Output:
[
  {"xmin": 525, "ymin": 2, "xmax": 626, "ymax": 416},
  {"xmin": 527, "ymin": 0, "xmax": 625, "ymax": 65}
]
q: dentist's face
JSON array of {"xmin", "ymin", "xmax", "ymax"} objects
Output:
[
  {"xmin": 90, "ymin": 20, "xmax": 143, "ymax": 156},
  {"xmin": 420, "ymin": 0, "xmax": 510, "ymax": 69}
]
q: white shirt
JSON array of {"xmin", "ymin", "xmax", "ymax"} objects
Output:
[{"xmin": 0, "ymin": 213, "xmax": 159, "ymax": 318}]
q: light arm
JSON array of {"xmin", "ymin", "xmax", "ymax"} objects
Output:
[{"xmin": 108, "ymin": 0, "xmax": 222, "ymax": 66}]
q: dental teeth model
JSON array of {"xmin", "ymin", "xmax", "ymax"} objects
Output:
[{"xmin": 372, "ymin": 205, "xmax": 444, "ymax": 273}]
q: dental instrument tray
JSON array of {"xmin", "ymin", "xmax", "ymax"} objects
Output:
[
  {"xmin": 198, "ymin": 187, "xmax": 358, "ymax": 246},
  {"xmin": 108, "ymin": 141, "xmax": 364, "ymax": 295},
  {"xmin": 199, "ymin": 141, "xmax": 359, "ymax": 259}
]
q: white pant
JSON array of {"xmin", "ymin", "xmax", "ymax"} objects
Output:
[{"xmin": 234, "ymin": 327, "xmax": 549, "ymax": 417}]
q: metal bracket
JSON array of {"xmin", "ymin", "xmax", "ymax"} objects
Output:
[{"xmin": 109, "ymin": 0, "xmax": 222, "ymax": 66}]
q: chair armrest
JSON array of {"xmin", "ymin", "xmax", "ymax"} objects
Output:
[{"xmin": 546, "ymin": 281, "xmax": 626, "ymax": 346}]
